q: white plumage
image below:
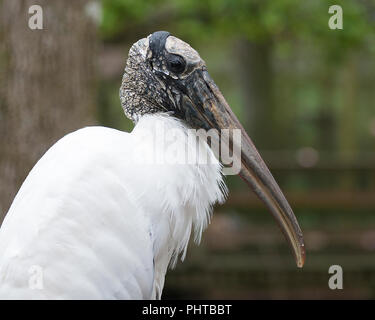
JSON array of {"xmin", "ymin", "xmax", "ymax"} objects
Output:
[{"xmin": 0, "ymin": 114, "xmax": 226, "ymax": 299}]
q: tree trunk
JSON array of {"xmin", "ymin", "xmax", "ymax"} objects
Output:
[{"xmin": 0, "ymin": 0, "xmax": 97, "ymax": 221}]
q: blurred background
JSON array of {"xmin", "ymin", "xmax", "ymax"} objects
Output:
[{"xmin": 0, "ymin": 0, "xmax": 374, "ymax": 299}]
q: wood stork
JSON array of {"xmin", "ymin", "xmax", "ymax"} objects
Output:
[{"xmin": 0, "ymin": 31, "xmax": 305, "ymax": 299}]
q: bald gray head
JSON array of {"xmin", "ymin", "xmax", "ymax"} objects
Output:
[{"xmin": 120, "ymin": 31, "xmax": 205, "ymax": 124}]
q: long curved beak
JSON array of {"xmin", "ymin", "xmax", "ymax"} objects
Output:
[{"xmin": 182, "ymin": 69, "xmax": 305, "ymax": 268}]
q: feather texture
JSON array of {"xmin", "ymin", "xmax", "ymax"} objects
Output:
[{"xmin": 0, "ymin": 113, "xmax": 226, "ymax": 299}]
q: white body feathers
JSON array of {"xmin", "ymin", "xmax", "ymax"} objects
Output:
[{"xmin": 0, "ymin": 114, "xmax": 226, "ymax": 299}]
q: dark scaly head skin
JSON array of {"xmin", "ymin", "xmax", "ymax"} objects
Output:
[{"xmin": 120, "ymin": 31, "xmax": 209, "ymax": 128}]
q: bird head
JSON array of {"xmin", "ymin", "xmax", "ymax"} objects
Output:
[{"xmin": 120, "ymin": 31, "xmax": 305, "ymax": 268}]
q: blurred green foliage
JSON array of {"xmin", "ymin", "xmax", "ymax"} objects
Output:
[{"xmin": 101, "ymin": 0, "xmax": 374, "ymax": 53}]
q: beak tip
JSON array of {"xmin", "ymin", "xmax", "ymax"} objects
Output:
[{"xmin": 296, "ymin": 245, "xmax": 306, "ymax": 268}]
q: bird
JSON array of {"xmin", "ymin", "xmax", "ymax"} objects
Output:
[{"xmin": 0, "ymin": 31, "xmax": 305, "ymax": 299}]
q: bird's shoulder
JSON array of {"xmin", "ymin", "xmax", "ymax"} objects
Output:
[
  {"xmin": 31, "ymin": 126, "xmax": 134, "ymax": 176},
  {"xmin": 53, "ymin": 126, "xmax": 132, "ymax": 155},
  {"xmin": 2, "ymin": 126, "xmax": 136, "ymax": 229}
]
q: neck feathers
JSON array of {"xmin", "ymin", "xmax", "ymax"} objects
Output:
[{"xmin": 131, "ymin": 113, "xmax": 227, "ymax": 298}]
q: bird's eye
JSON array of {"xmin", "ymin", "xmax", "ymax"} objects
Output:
[{"xmin": 167, "ymin": 55, "xmax": 186, "ymax": 74}]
